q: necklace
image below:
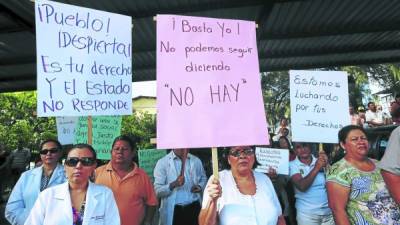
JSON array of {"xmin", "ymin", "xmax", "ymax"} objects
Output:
[{"xmin": 233, "ymin": 172, "xmax": 257, "ymax": 195}]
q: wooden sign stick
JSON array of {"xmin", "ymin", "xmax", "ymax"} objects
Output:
[
  {"xmin": 88, "ymin": 116, "xmax": 93, "ymax": 145},
  {"xmin": 211, "ymin": 147, "xmax": 219, "ymax": 180}
]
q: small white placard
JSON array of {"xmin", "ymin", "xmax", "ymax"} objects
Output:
[{"xmin": 255, "ymin": 147, "xmax": 289, "ymax": 175}]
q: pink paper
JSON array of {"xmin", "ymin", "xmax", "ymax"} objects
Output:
[{"xmin": 156, "ymin": 14, "xmax": 269, "ymax": 149}]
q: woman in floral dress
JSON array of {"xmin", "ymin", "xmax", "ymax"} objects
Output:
[{"xmin": 326, "ymin": 125, "xmax": 400, "ymax": 225}]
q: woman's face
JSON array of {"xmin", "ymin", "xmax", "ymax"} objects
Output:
[
  {"xmin": 294, "ymin": 143, "xmax": 311, "ymax": 160},
  {"xmin": 65, "ymin": 147, "xmax": 96, "ymax": 185},
  {"xmin": 111, "ymin": 140, "xmax": 134, "ymax": 165},
  {"xmin": 341, "ymin": 129, "xmax": 369, "ymax": 158},
  {"xmin": 40, "ymin": 141, "xmax": 62, "ymax": 166},
  {"xmin": 228, "ymin": 146, "xmax": 255, "ymax": 174}
]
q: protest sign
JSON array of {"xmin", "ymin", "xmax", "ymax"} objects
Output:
[
  {"xmin": 56, "ymin": 116, "xmax": 78, "ymax": 145},
  {"xmin": 138, "ymin": 149, "xmax": 167, "ymax": 182},
  {"xmin": 290, "ymin": 70, "xmax": 350, "ymax": 143},
  {"xmin": 255, "ymin": 147, "xmax": 289, "ymax": 175},
  {"xmin": 74, "ymin": 116, "xmax": 122, "ymax": 159},
  {"xmin": 156, "ymin": 15, "xmax": 268, "ymax": 149},
  {"xmin": 35, "ymin": 0, "xmax": 132, "ymax": 117}
]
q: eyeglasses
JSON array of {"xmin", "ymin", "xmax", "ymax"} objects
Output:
[
  {"xmin": 65, "ymin": 157, "xmax": 96, "ymax": 167},
  {"xmin": 229, "ymin": 148, "xmax": 254, "ymax": 157},
  {"xmin": 40, "ymin": 148, "xmax": 59, "ymax": 155}
]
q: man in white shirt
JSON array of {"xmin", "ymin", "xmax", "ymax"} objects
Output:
[
  {"xmin": 365, "ymin": 102, "xmax": 384, "ymax": 127},
  {"xmin": 154, "ymin": 149, "xmax": 207, "ymax": 225}
]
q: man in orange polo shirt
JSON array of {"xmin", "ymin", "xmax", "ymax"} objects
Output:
[{"xmin": 96, "ymin": 135, "xmax": 158, "ymax": 225}]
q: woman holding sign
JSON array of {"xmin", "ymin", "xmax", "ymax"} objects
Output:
[
  {"xmin": 326, "ymin": 125, "xmax": 400, "ymax": 225},
  {"xmin": 199, "ymin": 146, "xmax": 285, "ymax": 225},
  {"xmin": 25, "ymin": 144, "xmax": 120, "ymax": 225}
]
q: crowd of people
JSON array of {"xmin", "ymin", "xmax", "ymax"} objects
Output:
[
  {"xmin": 0, "ymin": 123, "xmax": 399, "ymax": 225},
  {"xmin": 350, "ymin": 96, "xmax": 400, "ymax": 127}
]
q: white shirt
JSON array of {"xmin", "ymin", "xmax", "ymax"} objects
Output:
[
  {"xmin": 202, "ymin": 170, "xmax": 282, "ymax": 225},
  {"xmin": 365, "ymin": 110, "xmax": 384, "ymax": 125}
]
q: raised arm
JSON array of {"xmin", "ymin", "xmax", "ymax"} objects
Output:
[{"xmin": 198, "ymin": 178, "xmax": 221, "ymax": 225}]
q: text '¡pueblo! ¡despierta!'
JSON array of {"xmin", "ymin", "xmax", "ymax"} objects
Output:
[{"xmin": 37, "ymin": 3, "xmax": 131, "ymax": 58}]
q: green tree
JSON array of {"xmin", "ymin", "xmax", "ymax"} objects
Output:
[{"xmin": 121, "ymin": 112, "xmax": 156, "ymax": 150}]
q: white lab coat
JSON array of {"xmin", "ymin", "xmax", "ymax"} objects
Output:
[
  {"xmin": 24, "ymin": 181, "xmax": 120, "ymax": 225},
  {"xmin": 5, "ymin": 164, "xmax": 66, "ymax": 225}
]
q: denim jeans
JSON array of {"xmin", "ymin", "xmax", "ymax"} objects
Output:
[{"xmin": 296, "ymin": 211, "xmax": 335, "ymax": 225}]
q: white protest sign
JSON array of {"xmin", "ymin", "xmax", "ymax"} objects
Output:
[
  {"xmin": 290, "ymin": 70, "xmax": 350, "ymax": 143},
  {"xmin": 35, "ymin": 0, "xmax": 132, "ymax": 117},
  {"xmin": 56, "ymin": 116, "xmax": 78, "ymax": 145},
  {"xmin": 255, "ymin": 147, "xmax": 289, "ymax": 175}
]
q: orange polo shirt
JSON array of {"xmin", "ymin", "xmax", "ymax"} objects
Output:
[{"xmin": 95, "ymin": 162, "xmax": 158, "ymax": 225}]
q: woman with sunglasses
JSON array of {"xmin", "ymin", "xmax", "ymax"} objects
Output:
[
  {"xmin": 24, "ymin": 144, "xmax": 120, "ymax": 225},
  {"xmin": 199, "ymin": 146, "xmax": 285, "ymax": 225},
  {"xmin": 5, "ymin": 139, "xmax": 66, "ymax": 225}
]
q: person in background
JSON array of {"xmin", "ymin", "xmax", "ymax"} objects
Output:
[
  {"xmin": 378, "ymin": 126, "xmax": 400, "ymax": 204},
  {"xmin": 154, "ymin": 148, "xmax": 207, "ymax": 225},
  {"xmin": 357, "ymin": 106, "xmax": 367, "ymax": 128},
  {"xmin": 25, "ymin": 144, "xmax": 120, "ymax": 225},
  {"xmin": 0, "ymin": 145, "xmax": 12, "ymax": 203},
  {"xmin": 10, "ymin": 141, "xmax": 31, "ymax": 185},
  {"xmin": 390, "ymin": 93, "xmax": 400, "ymax": 124},
  {"xmin": 326, "ymin": 125, "xmax": 400, "ymax": 225},
  {"xmin": 289, "ymin": 142, "xmax": 333, "ymax": 225},
  {"xmin": 199, "ymin": 146, "xmax": 285, "ymax": 225},
  {"xmin": 5, "ymin": 139, "xmax": 66, "ymax": 225},
  {"xmin": 365, "ymin": 102, "xmax": 384, "ymax": 127},
  {"xmin": 349, "ymin": 106, "xmax": 361, "ymax": 126},
  {"xmin": 96, "ymin": 135, "xmax": 158, "ymax": 225},
  {"xmin": 272, "ymin": 138, "xmax": 296, "ymax": 225},
  {"xmin": 273, "ymin": 118, "xmax": 291, "ymax": 142}
]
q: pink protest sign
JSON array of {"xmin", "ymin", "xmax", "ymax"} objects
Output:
[{"xmin": 156, "ymin": 15, "xmax": 269, "ymax": 149}]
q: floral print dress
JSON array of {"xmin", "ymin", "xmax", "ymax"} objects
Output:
[{"xmin": 327, "ymin": 158, "xmax": 400, "ymax": 225}]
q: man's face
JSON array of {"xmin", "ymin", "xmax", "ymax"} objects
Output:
[
  {"xmin": 349, "ymin": 107, "xmax": 354, "ymax": 114},
  {"xmin": 111, "ymin": 140, "xmax": 134, "ymax": 165},
  {"xmin": 368, "ymin": 103, "xmax": 376, "ymax": 111}
]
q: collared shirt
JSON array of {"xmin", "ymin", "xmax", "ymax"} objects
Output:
[
  {"xmin": 172, "ymin": 152, "xmax": 199, "ymax": 205},
  {"xmin": 95, "ymin": 162, "xmax": 158, "ymax": 225},
  {"xmin": 289, "ymin": 156, "xmax": 331, "ymax": 215},
  {"xmin": 40, "ymin": 168, "xmax": 53, "ymax": 191}
]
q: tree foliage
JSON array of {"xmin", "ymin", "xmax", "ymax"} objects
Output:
[{"xmin": 121, "ymin": 112, "xmax": 156, "ymax": 150}]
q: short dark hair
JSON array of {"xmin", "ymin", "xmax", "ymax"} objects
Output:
[
  {"xmin": 221, "ymin": 146, "xmax": 259, "ymax": 170},
  {"xmin": 67, "ymin": 144, "xmax": 97, "ymax": 160},
  {"xmin": 338, "ymin": 125, "xmax": 367, "ymax": 144},
  {"xmin": 367, "ymin": 102, "xmax": 375, "ymax": 107},
  {"xmin": 39, "ymin": 139, "xmax": 62, "ymax": 151},
  {"xmin": 112, "ymin": 135, "xmax": 137, "ymax": 151}
]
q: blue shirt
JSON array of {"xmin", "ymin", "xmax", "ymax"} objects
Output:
[{"xmin": 289, "ymin": 156, "xmax": 331, "ymax": 215}]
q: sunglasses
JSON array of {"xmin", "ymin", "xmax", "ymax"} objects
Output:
[
  {"xmin": 229, "ymin": 148, "xmax": 254, "ymax": 157},
  {"xmin": 65, "ymin": 157, "xmax": 96, "ymax": 167},
  {"xmin": 40, "ymin": 148, "xmax": 59, "ymax": 155}
]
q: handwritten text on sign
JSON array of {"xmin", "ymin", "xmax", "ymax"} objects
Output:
[
  {"xmin": 56, "ymin": 116, "xmax": 78, "ymax": 145},
  {"xmin": 156, "ymin": 15, "xmax": 268, "ymax": 149},
  {"xmin": 289, "ymin": 70, "xmax": 350, "ymax": 143},
  {"xmin": 255, "ymin": 147, "xmax": 289, "ymax": 175},
  {"xmin": 74, "ymin": 116, "xmax": 122, "ymax": 160},
  {"xmin": 35, "ymin": 0, "xmax": 132, "ymax": 117},
  {"xmin": 138, "ymin": 149, "xmax": 167, "ymax": 182}
]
